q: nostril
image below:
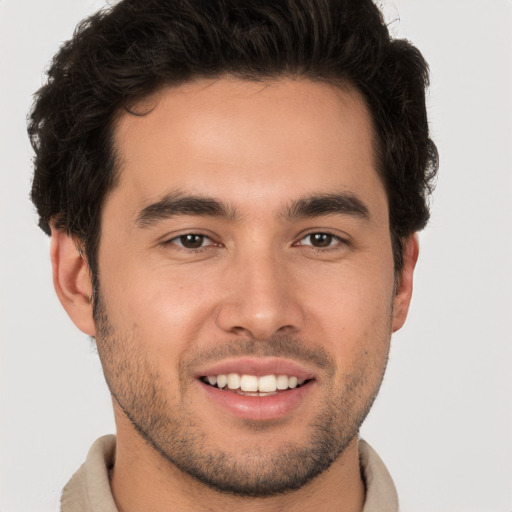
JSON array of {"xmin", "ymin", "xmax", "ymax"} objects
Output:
[
  {"xmin": 276, "ymin": 324, "xmax": 299, "ymax": 335},
  {"xmin": 224, "ymin": 323, "xmax": 300, "ymax": 341},
  {"xmin": 215, "ymin": 285, "xmax": 305, "ymax": 340},
  {"xmin": 230, "ymin": 325, "xmax": 250, "ymax": 336}
]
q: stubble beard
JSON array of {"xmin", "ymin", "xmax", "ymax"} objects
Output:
[{"xmin": 93, "ymin": 293, "xmax": 391, "ymax": 497}]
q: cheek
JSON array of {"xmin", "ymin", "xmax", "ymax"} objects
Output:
[
  {"xmin": 315, "ymin": 282, "xmax": 393, "ymax": 407},
  {"xmin": 302, "ymin": 261, "xmax": 395, "ymax": 363},
  {"xmin": 306, "ymin": 259, "xmax": 394, "ymax": 321},
  {"xmin": 98, "ymin": 261, "xmax": 220, "ymax": 369}
]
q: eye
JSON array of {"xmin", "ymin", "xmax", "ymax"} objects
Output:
[
  {"xmin": 167, "ymin": 233, "xmax": 215, "ymax": 249},
  {"xmin": 298, "ymin": 232, "xmax": 343, "ymax": 248}
]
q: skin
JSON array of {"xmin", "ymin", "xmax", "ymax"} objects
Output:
[{"xmin": 51, "ymin": 77, "xmax": 418, "ymax": 512}]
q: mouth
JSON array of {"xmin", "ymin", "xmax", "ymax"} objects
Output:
[
  {"xmin": 195, "ymin": 360, "xmax": 317, "ymax": 421},
  {"xmin": 200, "ymin": 373, "xmax": 312, "ymax": 396}
]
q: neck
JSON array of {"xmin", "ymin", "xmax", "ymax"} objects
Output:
[{"xmin": 110, "ymin": 408, "xmax": 365, "ymax": 512}]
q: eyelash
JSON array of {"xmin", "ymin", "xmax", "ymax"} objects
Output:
[
  {"xmin": 295, "ymin": 232, "xmax": 347, "ymax": 251},
  {"xmin": 163, "ymin": 233, "xmax": 219, "ymax": 251},
  {"xmin": 163, "ymin": 231, "xmax": 347, "ymax": 252}
]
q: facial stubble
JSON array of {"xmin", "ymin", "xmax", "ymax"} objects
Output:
[{"xmin": 93, "ymin": 293, "xmax": 391, "ymax": 497}]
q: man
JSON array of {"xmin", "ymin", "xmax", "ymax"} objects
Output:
[{"xmin": 28, "ymin": 0, "xmax": 437, "ymax": 510}]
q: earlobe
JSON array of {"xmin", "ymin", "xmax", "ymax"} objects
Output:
[
  {"xmin": 50, "ymin": 227, "xmax": 96, "ymax": 336},
  {"xmin": 392, "ymin": 234, "xmax": 419, "ymax": 333}
]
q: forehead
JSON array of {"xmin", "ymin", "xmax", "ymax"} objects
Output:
[{"xmin": 110, "ymin": 77, "xmax": 385, "ymax": 219}]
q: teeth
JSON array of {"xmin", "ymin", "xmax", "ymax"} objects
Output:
[
  {"xmin": 227, "ymin": 373, "xmax": 241, "ymax": 390},
  {"xmin": 276, "ymin": 375, "xmax": 289, "ymax": 390},
  {"xmin": 204, "ymin": 373, "xmax": 308, "ymax": 392},
  {"xmin": 258, "ymin": 375, "xmax": 277, "ymax": 393},
  {"xmin": 216, "ymin": 374, "xmax": 227, "ymax": 389},
  {"xmin": 240, "ymin": 374, "xmax": 258, "ymax": 392}
]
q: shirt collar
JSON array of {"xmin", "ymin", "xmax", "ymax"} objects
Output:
[{"xmin": 62, "ymin": 435, "xmax": 398, "ymax": 511}]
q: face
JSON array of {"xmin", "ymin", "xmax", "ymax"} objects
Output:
[{"xmin": 93, "ymin": 78, "xmax": 404, "ymax": 495}]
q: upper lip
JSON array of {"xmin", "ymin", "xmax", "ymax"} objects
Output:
[{"xmin": 194, "ymin": 357, "xmax": 316, "ymax": 380}]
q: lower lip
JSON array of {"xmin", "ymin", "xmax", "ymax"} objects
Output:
[{"xmin": 198, "ymin": 381, "xmax": 314, "ymax": 421}]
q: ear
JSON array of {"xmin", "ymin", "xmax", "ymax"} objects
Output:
[
  {"xmin": 392, "ymin": 234, "xmax": 419, "ymax": 333},
  {"xmin": 50, "ymin": 227, "xmax": 96, "ymax": 336}
]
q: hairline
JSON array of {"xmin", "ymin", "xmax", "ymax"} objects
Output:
[{"xmin": 83, "ymin": 73, "xmax": 403, "ymax": 287}]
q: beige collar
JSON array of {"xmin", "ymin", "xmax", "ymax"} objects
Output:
[{"xmin": 61, "ymin": 435, "xmax": 398, "ymax": 512}]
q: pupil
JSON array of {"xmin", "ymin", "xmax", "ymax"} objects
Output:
[
  {"xmin": 181, "ymin": 234, "xmax": 204, "ymax": 248},
  {"xmin": 312, "ymin": 233, "xmax": 332, "ymax": 247}
]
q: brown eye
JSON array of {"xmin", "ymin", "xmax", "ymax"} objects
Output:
[
  {"xmin": 309, "ymin": 233, "xmax": 333, "ymax": 247},
  {"xmin": 300, "ymin": 233, "xmax": 337, "ymax": 248},
  {"xmin": 180, "ymin": 234, "xmax": 205, "ymax": 248},
  {"xmin": 173, "ymin": 234, "xmax": 210, "ymax": 249}
]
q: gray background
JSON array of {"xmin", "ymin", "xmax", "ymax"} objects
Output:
[{"xmin": 1, "ymin": 0, "xmax": 511, "ymax": 510}]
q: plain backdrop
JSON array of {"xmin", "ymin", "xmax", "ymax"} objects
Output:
[{"xmin": 1, "ymin": 1, "xmax": 511, "ymax": 511}]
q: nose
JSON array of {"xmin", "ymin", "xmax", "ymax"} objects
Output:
[{"xmin": 215, "ymin": 251, "xmax": 305, "ymax": 340}]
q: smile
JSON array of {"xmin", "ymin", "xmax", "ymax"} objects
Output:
[
  {"xmin": 195, "ymin": 358, "xmax": 317, "ymax": 420},
  {"xmin": 201, "ymin": 373, "xmax": 309, "ymax": 395}
]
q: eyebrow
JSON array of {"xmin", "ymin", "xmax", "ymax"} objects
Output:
[
  {"xmin": 135, "ymin": 190, "xmax": 370, "ymax": 228},
  {"xmin": 284, "ymin": 193, "xmax": 370, "ymax": 221},
  {"xmin": 135, "ymin": 192, "xmax": 235, "ymax": 228}
]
